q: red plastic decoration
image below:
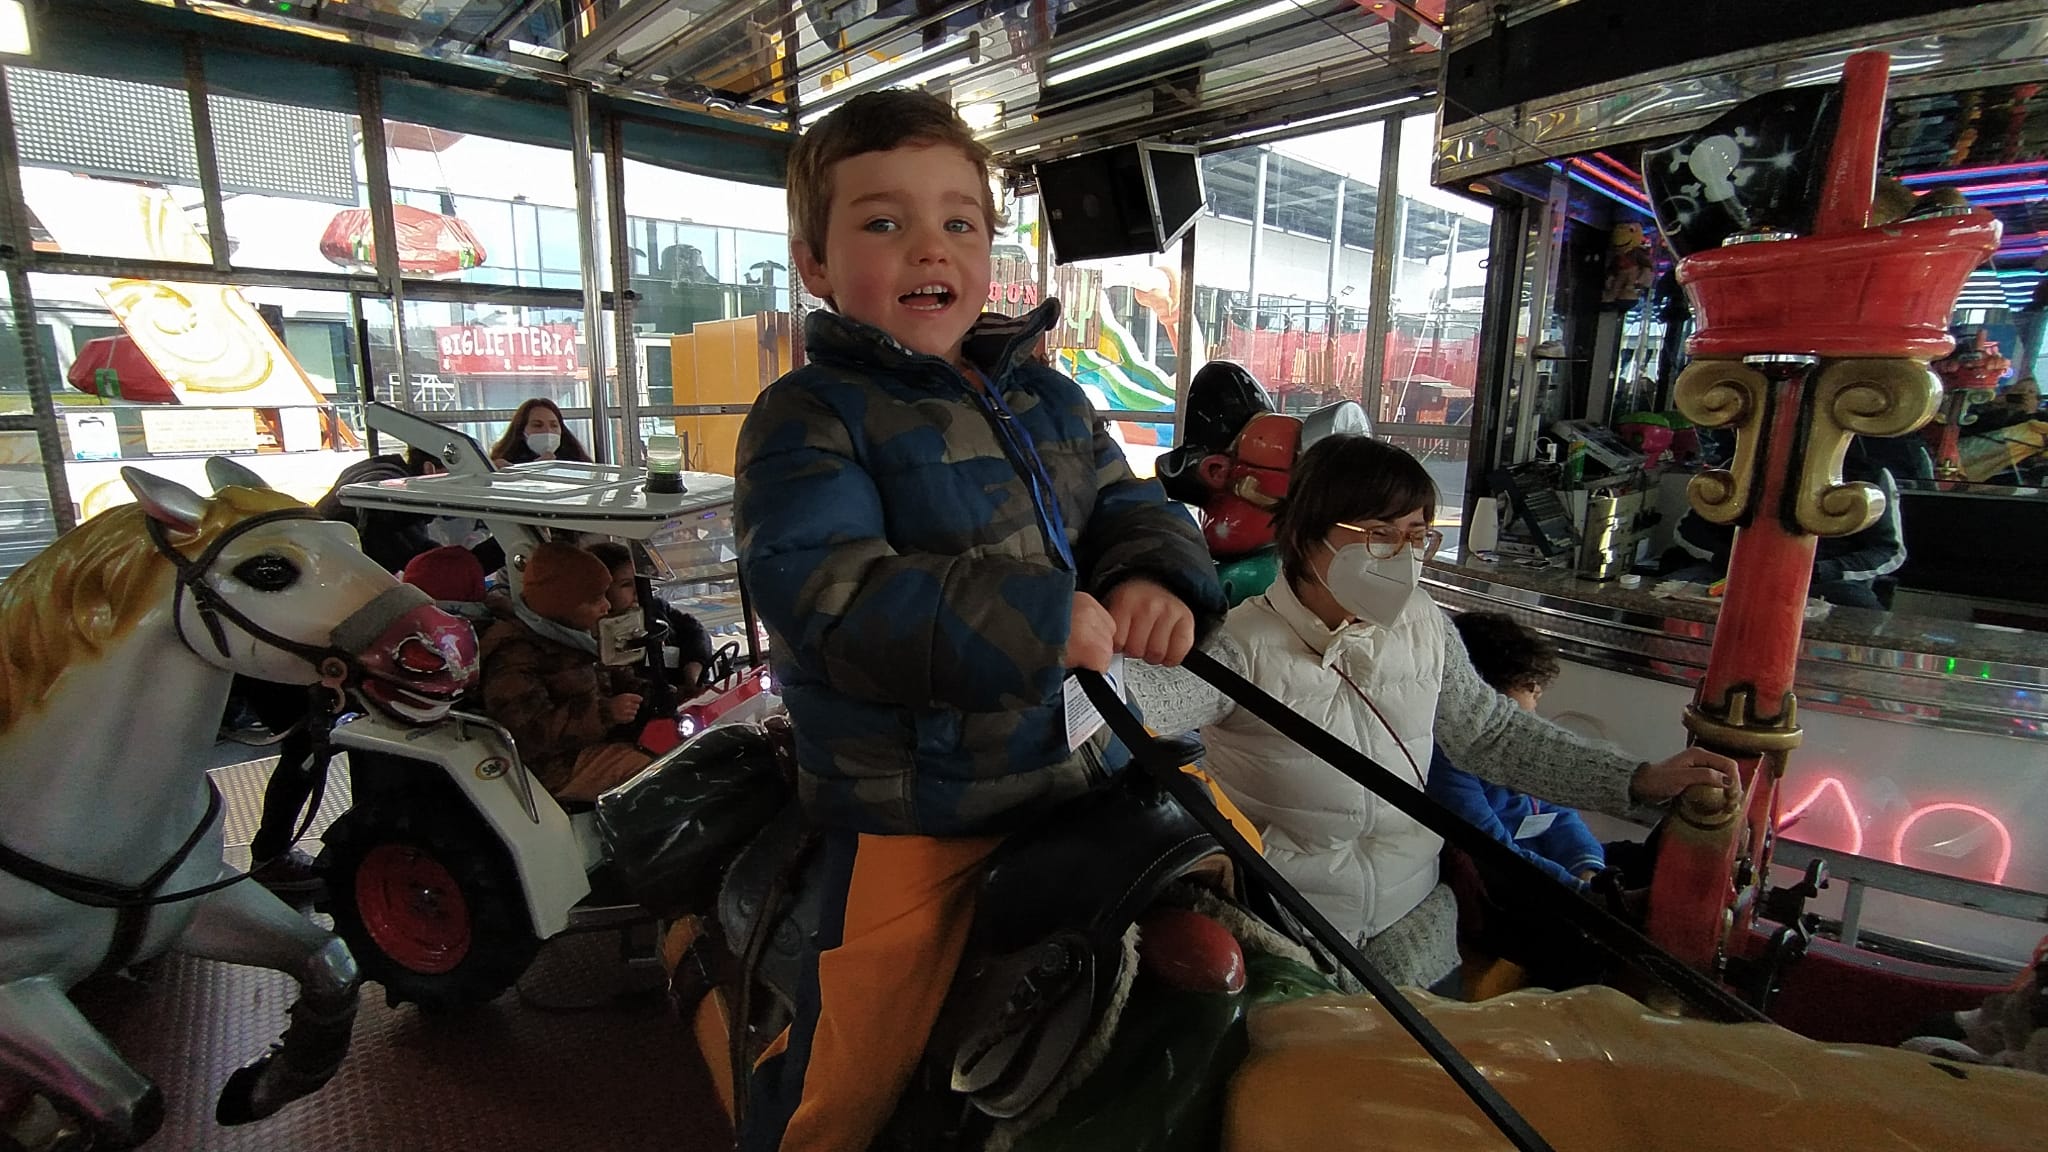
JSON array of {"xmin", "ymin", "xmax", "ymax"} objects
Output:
[
  {"xmin": 65, "ymin": 335, "xmax": 179, "ymax": 405},
  {"xmin": 321, "ymin": 204, "xmax": 489, "ymax": 278}
]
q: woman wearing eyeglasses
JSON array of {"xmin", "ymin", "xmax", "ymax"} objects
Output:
[{"xmin": 1199, "ymin": 434, "xmax": 1734, "ymax": 992}]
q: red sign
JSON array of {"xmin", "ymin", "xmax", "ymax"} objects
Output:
[{"xmin": 434, "ymin": 324, "xmax": 581, "ymax": 376}]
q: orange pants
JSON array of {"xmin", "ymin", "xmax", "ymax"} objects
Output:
[
  {"xmin": 741, "ymin": 830, "xmax": 999, "ymax": 1152},
  {"xmin": 739, "ymin": 768, "xmax": 1260, "ymax": 1152}
]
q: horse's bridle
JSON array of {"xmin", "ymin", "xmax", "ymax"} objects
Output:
[{"xmin": 146, "ymin": 508, "xmax": 359, "ymax": 686}]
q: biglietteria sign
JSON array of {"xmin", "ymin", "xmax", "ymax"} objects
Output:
[{"xmin": 435, "ymin": 324, "xmax": 581, "ymax": 375}]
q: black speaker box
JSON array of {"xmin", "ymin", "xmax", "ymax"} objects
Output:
[{"xmin": 1036, "ymin": 142, "xmax": 1203, "ymax": 263}]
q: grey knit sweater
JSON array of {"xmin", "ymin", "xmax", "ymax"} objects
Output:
[{"xmin": 1124, "ymin": 612, "xmax": 1657, "ymax": 988}]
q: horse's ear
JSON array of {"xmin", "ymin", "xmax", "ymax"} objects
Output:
[
  {"xmin": 205, "ymin": 456, "xmax": 271, "ymax": 492},
  {"xmin": 121, "ymin": 467, "xmax": 209, "ymax": 533}
]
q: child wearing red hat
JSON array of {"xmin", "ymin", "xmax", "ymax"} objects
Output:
[{"xmin": 478, "ymin": 541, "xmax": 653, "ymax": 801}]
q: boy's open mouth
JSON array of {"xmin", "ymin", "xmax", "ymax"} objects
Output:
[{"xmin": 900, "ymin": 284, "xmax": 955, "ymax": 312}]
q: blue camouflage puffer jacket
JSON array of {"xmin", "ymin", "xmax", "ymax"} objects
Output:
[{"xmin": 735, "ymin": 301, "xmax": 1227, "ymax": 837}]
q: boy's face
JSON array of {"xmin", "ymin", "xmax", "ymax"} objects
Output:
[
  {"xmin": 605, "ymin": 564, "xmax": 639, "ymax": 613},
  {"xmin": 797, "ymin": 142, "xmax": 993, "ymax": 367}
]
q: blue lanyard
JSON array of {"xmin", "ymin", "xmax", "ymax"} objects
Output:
[{"xmin": 968, "ymin": 371, "xmax": 1076, "ymax": 571}]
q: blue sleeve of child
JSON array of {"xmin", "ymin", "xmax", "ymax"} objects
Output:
[
  {"xmin": 1075, "ymin": 419, "xmax": 1227, "ymax": 624},
  {"xmin": 736, "ymin": 379, "xmax": 1075, "ymax": 712},
  {"xmin": 1428, "ymin": 751, "xmax": 1591, "ymax": 890},
  {"xmin": 1524, "ymin": 810, "xmax": 1607, "ymax": 878},
  {"xmin": 1426, "ymin": 752, "xmax": 1521, "ymax": 843}
]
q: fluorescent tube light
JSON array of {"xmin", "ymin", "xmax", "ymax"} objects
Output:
[
  {"xmin": 0, "ymin": 0, "xmax": 32, "ymax": 58},
  {"xmin": 1047, "ymin": 0, "xmax": 1238, "ymax": 65},
  {"xmin": 1212, "ymin": 94, "xmax": 1426, "ymax": 145},
  {"xmin": 1047, "ymin": 0, "xmax": 1298, "ymax": 87},
  {"xmin": 801, "ymin": 54, "xmax": 974, "ymax": 126}
]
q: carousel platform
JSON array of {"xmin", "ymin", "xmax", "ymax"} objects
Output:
[{"xmin": 64, "ymin": 755, "xmax": 732, "ymax": 1152}]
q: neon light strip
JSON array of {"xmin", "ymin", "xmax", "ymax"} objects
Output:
[
  {"xmin": 1565, "ymin": 171, "xmax": 1654, "ymax": 219},
  {"xmin": 1777, "ymin": 775, "xmax": 2019, "ymax": 886},
  {"xmin": 1899, "ymin": 160, "xmax": 2048, "ymax": 185},
  {"xmin": 1958, "ymin": 180, "xmax": 2048, "ymax": 196},
  {"xmin": 1892, "ymin": 803, "xmax": 2013, "ymax": 887},
  {"xmin": 1779, "ymin": 777, "xmax": 1864, "ymax": 857},
  {"xmin": 1593, "ymin": 151, "xmax": 1643, "ymax": 184},
  {"xmin": 1567, "ymin": 159, "xmax": 1652, "ymax": 208}
]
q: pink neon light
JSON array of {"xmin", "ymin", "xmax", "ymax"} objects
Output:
[
  {"xmin": 1778, "ymin": 776, "xmax": 1865, "ymax": 856},
  {"xmin": 1959, "ymin": 180, "xmax": 2048, "ymax": 197},
  {"xmin": 1593, "ymin": 150, "xmax": 1643, "ymax": 184},
  {"xmin": 1891, "ymin": 803, "xmax": 2014, "ymax": 887},
  {"xmin": 1777, "ymin": 776, "xmax": 2020, "ymax": 887},
  {"xmin": 1899, "ymin": 160, "xmax": 2048, "ymax": 185},
  {"xmin": 1568, "ymin": 159, "xmax": 1652, "ymax": 207}
]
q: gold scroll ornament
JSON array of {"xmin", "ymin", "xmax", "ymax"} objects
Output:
[
  {"xmin": 1796, "ymin": 358, "xmax": 1942, "ymax": 537},
  {"xmin": 1671, "ymin": 358, "xmax": 1768, "ymax": 525}
]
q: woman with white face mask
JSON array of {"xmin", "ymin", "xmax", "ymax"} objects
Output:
[
  {"xmin": 1200, "ymin": 434, "xmax": 1735, "ymax": 991},
  {"xmin": 490, "ymin": 396, "xmax": 593, "ymax": 467}
]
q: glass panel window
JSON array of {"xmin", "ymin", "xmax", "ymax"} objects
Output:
[
  {"xmin": 1383, "ymin": 111, "xmax": 1493, "ymax": 430},
  {"xmin": 28, "ymin": 272, "xmax": 369, "ymax": 521},
  {"xmin": 381, "ymin": 121, "xmax": 599, "ymax": 289},
  {"xmin": 1197, "ymin": 121, "xmax": 1387, "ymax": 416},
  {"xmin": 10, "ymin": 69, "xmax": 213, "ymax": 264},
  {"xmin": 1377, "ymin": 432, "xmax": 1470, "ymax": 554},
  {"xmin": 364, "ymin": 299, "xmax": 595, "ymax": 434},
  {"xmin": 211, "ymin": 93, "xmax": 367, "ymax": 274}
]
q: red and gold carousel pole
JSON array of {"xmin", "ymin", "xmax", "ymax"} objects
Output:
[{"xmin": 1645, "ymin": 51, "xmax": 1999, "ymax": 982}]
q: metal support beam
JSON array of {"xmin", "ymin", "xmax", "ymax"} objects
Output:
[
  {"xmin": 1246, "ymin": 151, "xmax": 1268, "ymax": 333},
  {"xmin": 1176, "ymin": 223, "xmax": 1198, "ymax": 446},
  {"xmin": 603, "ymin": 109, "xmax": 641, "ymax": 466},
  {"xmin": 28, "ymin": 253, "xmax": 380, "ymax": 295},
  {"xmin": 568, "ymin": 85, "xmax": 612, "ymax": 462},
  {"xmin": 356, "ymin": 67, "xmax": 410, "ymax": 413},
  {"xmin": 1363, "ymin": 113, "xmax": 1403, "ymax": 423},
  {"xmin": 1325, "ymin": 177, "xmax": 1347, "ymax": 301},
  {"xmin": 182, "ymin": 40, "xmax": 233, "ymax": 275},
  {"xmin": 0, "ymin": 71, "xmax": 75, "ymax": 533},
  {"xmin": 783, "ymin": 0, "xmax": 808, "ymax": 372},
  {"xmin": 1462, "ymin": 198, "xmax": 1529, "ymax": 529},
  {"xmin": 563, "ymin": 0, "xmax": 687, "ymax": 76},
  {"xmin": 470, "ymin": 0, "xmax": 556, "ymax": 54}
]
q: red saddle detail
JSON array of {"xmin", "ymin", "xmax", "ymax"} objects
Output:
[{"xmin": 1137, "ymin": 907, "xmax": 1246, "ymax": 994}]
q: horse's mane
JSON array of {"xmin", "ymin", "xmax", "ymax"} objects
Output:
[{"xmin": 0, "ymin": 485, "xmax": 305, "ymax": 735}]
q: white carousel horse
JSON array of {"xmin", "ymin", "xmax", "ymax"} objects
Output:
[{"xmin": 0, "ymin": 460, "xmax": 476, "ymax": 1151}]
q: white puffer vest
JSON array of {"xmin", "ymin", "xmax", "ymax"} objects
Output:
[{"xmin": 1201, "ymin": 575, "xmax": 1448, "ymax": 942}]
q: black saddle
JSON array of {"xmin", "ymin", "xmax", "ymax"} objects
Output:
[{"xmin": 714, "ymin": 767, "xmax": 1233, "ymax": 1120}]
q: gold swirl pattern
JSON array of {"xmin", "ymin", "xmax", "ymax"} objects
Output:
[
  {"xmin": 1673, "ymin": 359, "xmax": 1769, "ymax": 525},
  {"xmin": 100, "ymin": 280, "xmax": 279, "ymax": 395},
  {"xmin": 1796, "ymin": 359, "xmax": 1942, "ymax": 537}
]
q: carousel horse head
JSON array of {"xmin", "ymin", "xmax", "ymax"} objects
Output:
[
  {"xmin": 1158, "ymin": 361, "xmax": 1371, "ymax": 559},
  {"xmin": 3, "ymin": 459, "xmax": 474, "ymax": 734}
]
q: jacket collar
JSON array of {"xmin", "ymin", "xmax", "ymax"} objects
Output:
[
  {"xmin": 803, "ymin": 299, "xmax": 1063, "ymax": 383},
  {"xmin": 1263, "ymin": 570, "xmax": 1383, "ymax": 668}
]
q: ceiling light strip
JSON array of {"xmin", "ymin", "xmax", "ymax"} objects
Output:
[
  {"xmin": 1212, "ymin": 93, "xmax": 1427, "ymax": 145},
  {"xmin": 1046, "ymin": 0, "xmax": 1301, "ymax": 87},
  {"xmin": 1047, "ymin": 0, "xmax": 1240, "ymax": 65}
]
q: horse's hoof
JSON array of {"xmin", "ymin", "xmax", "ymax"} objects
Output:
[{"xmin": 214, "ymin": 1057, "xmax": 274, "ymax": 1126}]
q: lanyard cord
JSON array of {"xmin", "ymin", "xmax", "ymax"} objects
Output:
[{"xmin": 966, "ymin": 370, "xmax": 1075, "ymax": 571}]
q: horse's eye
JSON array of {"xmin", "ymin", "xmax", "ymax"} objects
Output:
[{"xmin": 232, "ymin": 554, "xmax": 300, "ymax": 592}]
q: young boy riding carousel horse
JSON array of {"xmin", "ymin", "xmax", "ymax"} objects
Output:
[{"xmin": 733, "ymin": 89, "xmax": 1227, "ymax": 1151}]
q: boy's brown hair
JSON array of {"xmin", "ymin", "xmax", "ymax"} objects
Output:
[
  {"xmin": 1451, "ymin": 611, "xmax": 1562, "ymax": 697},
  {"xmin": 786, "ymin": 88, "xmax": 1004, "ymax": 263}
]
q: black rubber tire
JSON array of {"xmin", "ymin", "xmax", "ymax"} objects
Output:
[{"xmin": 318, "ymin": 801, "xmax": 541, "ymax": 1012}]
